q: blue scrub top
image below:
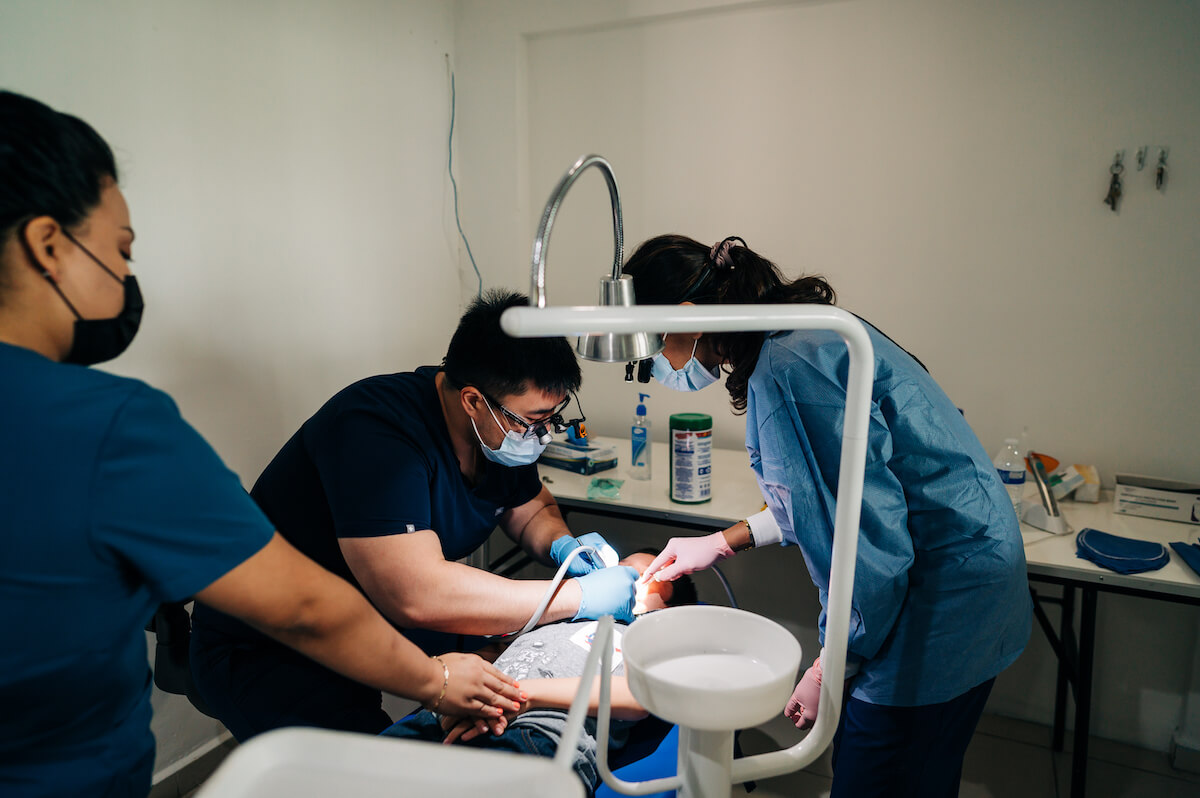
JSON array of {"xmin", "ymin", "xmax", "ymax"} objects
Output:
[
  {"xmin": 193, "ymin": 366, "xmax": 541, "ymax": 643},
  {"xmin": 0, "ymin": 342, "xmax": 275, "ymax": 796},
  {"xmin": 745, "ymin": 324, "xmax": 1032, "ymax": 707}
]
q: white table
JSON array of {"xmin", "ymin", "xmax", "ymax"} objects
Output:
[
  {"xmin": 537, "ymin": 436, "xmax": 764, "ymax": 533},
  {"xmin": 1020, "ymin": 496, "xmax": 1200, "ymax": 798}
]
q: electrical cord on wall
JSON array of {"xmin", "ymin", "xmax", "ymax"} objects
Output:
[{"xmin": 446, "ymin": 56, "xmax": 482, "ymax": 299}]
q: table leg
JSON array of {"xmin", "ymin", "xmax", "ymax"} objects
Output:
[
  {"xmin": 1070, "ymin": 587, "xmax": 1097, "ymax": 798},
  {"xmin": 1053, "ymin": 585, "xmax": 1075, "ymax": 752}
]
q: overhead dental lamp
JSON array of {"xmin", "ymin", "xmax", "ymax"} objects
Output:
[{"xmin": 528, "ymin": 154, "xmax": 665, "ymax": 363}]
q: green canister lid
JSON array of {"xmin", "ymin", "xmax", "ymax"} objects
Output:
[{"xmin": 669, "ymin": 413, "xmax": 712, "ymax": 430}]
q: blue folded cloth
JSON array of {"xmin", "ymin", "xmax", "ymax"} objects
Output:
[
  {"xmin": 1170, "ymin": 541, "xmax": 1200, "ymax": 578},
  {"xmin": 1075, "ymin": 528, "xmax": 1169, "ymax": 575}
]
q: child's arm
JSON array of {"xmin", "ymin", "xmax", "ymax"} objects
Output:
[
  {"xmin": 521, "ymin": 676, "xmax": 648, "ymax": 721},
  {"xmin": 443, "ymin": 674, "xmax": 649, "ymax": 744}
]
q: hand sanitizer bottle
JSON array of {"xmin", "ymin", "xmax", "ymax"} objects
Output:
[{"xmin": 630, "ymin": 393, "xmax": 651, "ymax": 480}]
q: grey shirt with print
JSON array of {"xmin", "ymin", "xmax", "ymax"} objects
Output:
[
  {"xmin": 493, "ymin": 619, "xmax": 633, "ymax": 785},
  {"xmin": 494, "ymin": 619, "xmax": 626, "ymax": 681}
]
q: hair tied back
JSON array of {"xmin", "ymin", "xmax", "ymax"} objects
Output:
[{"xmin": 709, "ymin": 236, "xmax": 746, "ymax": 271}]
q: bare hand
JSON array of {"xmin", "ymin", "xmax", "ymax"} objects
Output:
[
  {"xmin": 440, "ymin": 715, "xmax": 506, "ymax": 745},
  {"xmin": 432, "ymin": 652, "xmax": 523, "ymax": 719},
  {"xmin": 439, "ymin": 690, "xmax": 531, "ymax": 744}
]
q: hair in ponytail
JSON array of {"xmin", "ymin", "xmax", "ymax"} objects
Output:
[{"xmin": 623, "ymin": 234, "xmax": 835, "ymax": 413}]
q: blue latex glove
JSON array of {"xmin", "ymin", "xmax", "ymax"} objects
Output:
[
  {"xmin": 550, "ymin": 532, "xmax": 617, "ymax": 576},
  {"xmin": 574, "ymin": 566, "xmax": 639, "ymax": 623}
]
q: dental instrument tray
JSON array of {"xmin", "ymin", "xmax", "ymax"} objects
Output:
[{"xmin": 538, "ymin": 440, "xmax": 618, "ymax": 475}]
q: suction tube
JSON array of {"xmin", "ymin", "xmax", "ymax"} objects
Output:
[{"xmin": 513, "ymin": 545, "xmax": 607, "ymax": 636}]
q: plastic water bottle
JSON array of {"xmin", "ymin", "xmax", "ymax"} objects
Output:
[
  {"xmin": 630, "ymin": 393, "xmax": 651, "ymax": 480},
  {"xmin": 993, "ymin": 438, "xmax": 1026, "ymax": 519}
]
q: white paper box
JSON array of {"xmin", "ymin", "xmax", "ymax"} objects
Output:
[{"xmin": 1113, "ymin": 473, "xmax": 1200, "ymax": 525}]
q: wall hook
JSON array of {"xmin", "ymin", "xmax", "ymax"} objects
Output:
[
  {"xmin": 1155, "ymin": 147, "xmax": 1169, "ymax": 192},
  {"xmin": 1136, "ymin": 146, "xmax": 1148, "ymax": 171},
  {"xmin": 1104, "ymin": 152, "xmax": 1124, "ymax": 212}
]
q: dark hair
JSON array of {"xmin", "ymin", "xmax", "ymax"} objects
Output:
[
  {"xmin": 0, "ymin": 91, "xmax": 118, "ymax": 302},
  {"xmin": 622, "ymin": 234, "xmax": 835, "ymax": 413},
  {"xmin": 442, "ymin": 289, "xmax": 582, "ymax": 399},
  {"xmin": 634, "ymin": 548, "xmax": 698, "ymax": 607}
]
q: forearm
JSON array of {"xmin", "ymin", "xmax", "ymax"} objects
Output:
[
  {"xmin": 719, "ymin": 508, "xmax": 780, "ymax": 552},
  {"xmin": 261, "ymin": 580, "xmax": 443, "ymax": 704},
  {"xmin": 522, "ymin": 677, "xmax": 647, "ymax": 721},
  {"xmin": 522, "ymin": 507, "xmax": 571, "ymax": 565},
  {"xmin": 375, "ymin": 559, "xmax": 582, "ymax": 634},
  {"xmin": 195, "ymin": 535, "xmax": 442, "ymax": 706},
  {"xmin": 502, "ymin": 486, "xmax": 571, "ymax": 564}
]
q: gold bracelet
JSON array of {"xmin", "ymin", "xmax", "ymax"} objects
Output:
[
  {"xmin": 731, "ymin": 519, "xmax": 756, "ymax": 552},
  {"xmin": 429, "ymin": 655, "xmax": 450, "ymax": 713}
]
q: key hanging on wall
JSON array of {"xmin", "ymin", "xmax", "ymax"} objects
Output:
[
  {"xmin": 1155, "ymin": 148, "xmax": 1169, "ymax": 192},
  {"xmin": 1104, "ymin": 151, "xmax": 1124, "ymax": 213}
]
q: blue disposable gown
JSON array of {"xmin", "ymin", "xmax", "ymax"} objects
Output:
[{"xmin": 745, "ymin": 325, "xmax": 1032, "ymax": 706}]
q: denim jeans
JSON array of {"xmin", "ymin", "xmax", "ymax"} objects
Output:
[{"xmin": 381, "ymin": 709, "xmax": 616, "ymax": 794}]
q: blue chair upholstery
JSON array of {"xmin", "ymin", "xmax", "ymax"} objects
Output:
[{"xmin": 597, "ymin": 724, "xmax": 679, "ymax": 798}]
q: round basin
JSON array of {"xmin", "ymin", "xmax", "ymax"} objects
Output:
[{"xmin": 622, "ymin": 606, "xmax": 801, "ymax": 731}]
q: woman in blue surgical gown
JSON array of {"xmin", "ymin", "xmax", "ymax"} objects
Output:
[{"xmin": 629, "ymin": 235, "xmax": 1031, "ymax": 798}]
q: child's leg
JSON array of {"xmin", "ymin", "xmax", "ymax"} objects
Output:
[
  {"xmin": 378, "ymin": 710, "xmax": 447, "ymax": 742},
  {"xmin": 494, "ymin": 713, "xmax": 600, "ymax": 794}
]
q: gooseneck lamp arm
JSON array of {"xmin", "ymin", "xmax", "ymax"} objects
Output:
[
  {"xmin": 527, "ymin": 154, "xmax": 663, "ymax": 362},
  {"xmin": 530, "ymin": 154, "xmax": 623, "ymax": 309}
]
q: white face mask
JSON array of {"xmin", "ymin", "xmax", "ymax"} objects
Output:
[
  {"xmin": 651, "ymin": 339, "xmax": 721, "ymax": 392},
  {"xmin": 471, "ymin": 397, "xmax": 549, "ymax": 467}
]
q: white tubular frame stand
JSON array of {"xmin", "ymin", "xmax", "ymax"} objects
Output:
[{"xmin": 502, "ymin": 303, "xmax": 874, "ymax": 794}]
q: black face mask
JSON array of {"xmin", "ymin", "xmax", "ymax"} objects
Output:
[{"xmin": 41, "ymin": 230, "xmax": 144, "ymax": 365}]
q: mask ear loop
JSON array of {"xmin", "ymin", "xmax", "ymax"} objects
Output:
[
  {"xmin": 18, "ymin": 220, "xmax": 84, "ymax": 320},
  {"xmin": 478, "ymin": 393, "xmax": 510, "ymax": 435}
]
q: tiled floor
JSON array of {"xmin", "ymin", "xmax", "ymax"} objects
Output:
[
  {"xmin": 180, "ymin": 712, "xmax": 1200, "ymax": 796},
  {"xmin": 731, "ymin": 712, "xmax": 1200, "ymax": 798}
]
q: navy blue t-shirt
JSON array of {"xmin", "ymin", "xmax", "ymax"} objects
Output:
[
  {"xmin": 0, "ymin": 342, "xmax": 275, "ymax": 797},
  {"xmin": 196, "ymin": 366, "xmax": 541, "ymax": 641}
]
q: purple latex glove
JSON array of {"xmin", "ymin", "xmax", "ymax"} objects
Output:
[
  {"xmin": 639, "ymin": 532, "xmax": 734, "ymax": 583},
  {"xmin": 784, "ymin": 657, "xmax": 822, "ymax": 730}
]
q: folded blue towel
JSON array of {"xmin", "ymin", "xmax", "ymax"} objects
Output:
[
  {"xmin": 1170, "ymin": 542, "xmax": 1200, "ymax": 578},
  {"xmin": 1076, "ymin": 528, "xmax": 1169, "ymax": 575}
]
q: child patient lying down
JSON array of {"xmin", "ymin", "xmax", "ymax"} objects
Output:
[{"xmin": 380, "ymin": 550, "xmax": 697, "ymax": 794}]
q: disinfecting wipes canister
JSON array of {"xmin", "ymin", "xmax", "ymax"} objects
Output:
[{"xmin": 669, "ymin": 413, "xmax": 712, "ymax": 504}]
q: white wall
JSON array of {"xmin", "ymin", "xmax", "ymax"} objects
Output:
[
  {"xmin": 2, "ymin": 0, "xmax": 1196, "ymax": 776},
  {"xmin": 454, "ymin": 0, "xmax": 1200, "ymax": 752},
  {"xmin": 1, "ymin": 0, "xmax": 465, "ymax": 778}
]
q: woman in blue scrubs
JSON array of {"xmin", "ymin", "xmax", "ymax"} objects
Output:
[
  {"xmin": 0, "ymin": 91, "xmax": 520, "ymax": 798},
  {"xmin": 628, "ymin": 235, "xmax": 1031, "ymax": 798}
]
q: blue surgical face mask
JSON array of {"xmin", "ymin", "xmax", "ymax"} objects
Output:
[
  {"xmin": 651, "ymin": 339, "xmax": 720, "ymax": 392},
  {"xmin": 471, "ymin": 397, "xmax": 549, "ymax": 467}
]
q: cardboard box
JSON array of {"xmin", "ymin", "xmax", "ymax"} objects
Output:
[{"xmin": 1113, "ymin": 473, "xmax": 1200, "ymax": 525}]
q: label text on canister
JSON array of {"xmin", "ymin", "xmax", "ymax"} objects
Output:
[{"xmin": 670, "ymin": 428, "xmax": 712, "ymax": 503}]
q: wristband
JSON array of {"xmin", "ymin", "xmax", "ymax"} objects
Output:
[{"xmin": 428, "ymin": 655, "xmax": 450, "ymax": 712}]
